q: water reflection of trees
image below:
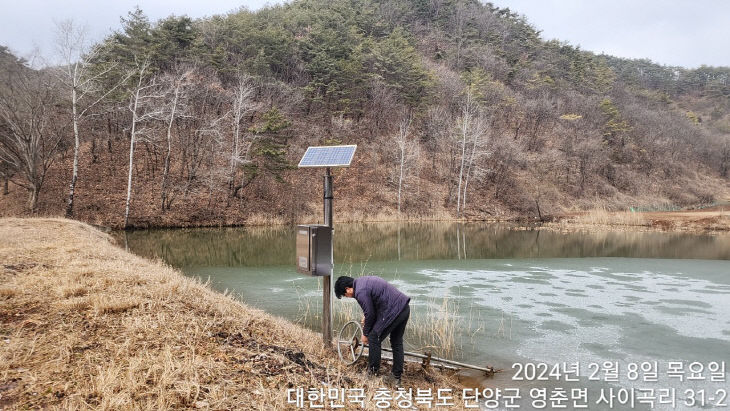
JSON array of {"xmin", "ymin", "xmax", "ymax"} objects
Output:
[
  {"xmin": 336, "ymin": 223, "xmax": 730, "ymax": 262},
  {"xmin": 119, "ymin": 223, "xmax": 730, "ymax": 267},
  {"xmin": 117, "ymin": 227, "xmax": 296, "ymax": 267}
]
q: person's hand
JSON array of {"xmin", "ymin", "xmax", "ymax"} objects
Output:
[{"xmin": 361, "ymin": 335, "xmax": 368, "ymax": 345}]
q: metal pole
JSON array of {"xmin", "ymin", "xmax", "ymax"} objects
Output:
[{"xmin": 322, "ymin": 168, "xmax": 333, "ymax": 348}]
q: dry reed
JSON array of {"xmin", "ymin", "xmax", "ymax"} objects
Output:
[
  {"xmin": 574, "ymin": 207, "xmax": 649, "ymax": 227},
  {"xmin": 296, "ymin": 264, "xmax": 484, "ymax": 362}
]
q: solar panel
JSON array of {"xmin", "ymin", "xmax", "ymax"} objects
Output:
[{"xmin": 298, "ymin": 145, "xmax": 357, "ymax": 168}]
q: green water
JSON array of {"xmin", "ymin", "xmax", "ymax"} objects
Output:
[
  {"xmin": 119, "ymin": 222, "xmax": 730, "ymax": 267},
  {"xmin": 121, "ymin": 223, "xmax": 730, "ymax": 410}
]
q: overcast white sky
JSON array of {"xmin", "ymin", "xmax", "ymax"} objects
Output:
[
  {"xmin": 498, "ymin": 0, "xmax": 730, "ymax": 68},
  {"xmin": 1, "ymin": 0, "xmax": 728, "ymax": 68}
]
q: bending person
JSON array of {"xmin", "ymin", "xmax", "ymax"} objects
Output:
[{"xmin": 335, "ymin": 275, "xmax": 411, "ymax": 387}]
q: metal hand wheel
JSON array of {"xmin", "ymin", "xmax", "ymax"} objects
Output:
[{"xmin": 337, "ymin": 320, "xmax": 365, "ymax": 365}]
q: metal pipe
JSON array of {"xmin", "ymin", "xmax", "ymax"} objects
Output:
[
  {"xmin": 367, "ymin": 345, "xmax": 494, "ymax": 373},
  {"xmin": 363, "ymin": 353, "xmax": 460, "ymax": 371}
]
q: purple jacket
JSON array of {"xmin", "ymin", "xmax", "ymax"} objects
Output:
[{"xmin": 353, "ymin": 276, "xmax": 410, "ymax": 337}]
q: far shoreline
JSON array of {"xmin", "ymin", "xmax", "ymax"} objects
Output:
[{"xmin": 100, "ymin": 207, "xmax": 730, "ymax": 235}]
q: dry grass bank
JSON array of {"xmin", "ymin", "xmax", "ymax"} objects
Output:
[
  {"xmin": 546, "ymin": 205, "xmax": 730, "ymax": 234},
  {"xmin": 0, "ymin": 218, "xmax": 464, "ymax": 410}
]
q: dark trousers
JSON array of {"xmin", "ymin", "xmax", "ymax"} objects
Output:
[{"xmin": 367, "ymin": 304, "xmax": 410, "ymax": 379}]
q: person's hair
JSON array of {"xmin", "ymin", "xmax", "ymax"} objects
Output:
[{"xmin": 334, "ymin": 276, "xmax": 354, "ymax": 299}]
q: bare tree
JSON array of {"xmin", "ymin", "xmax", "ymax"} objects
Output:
[
  {"xmin": 527, "ymin": 155, "xmax": 560, "ymax": 222},
  {"xmin": 160, "ymin": 66, "xmax": 194, "ymax": 211},
  {"xmin": 54, "ymin": 19, "xmax": 127, "ymax": 217},
  {"xmin": 365, "ymin": 79, "xmax": 400, "ymax": 135},
  {"xmin": 229, "ymin": 73, "xmax": 256, "ymax": 195},
  {"xmin": 392, "ymin": 111, "xmax": 420, "ymax": 213},
  {"xmin": 575, "ymin": 139, "xmax": 600, "ymax": 195},
  {"xmin": 721, "ymin": 136, "xmax": 730, "ymax": 178},
  {"xmin": 452, "ymin": 1, "xmax": 469, "ymax": 69},
  {"xmin": 523, "ymin": 94, "xmax": 553, "ymax": 151},
  {"xmin": 200, "ymin": 115, "xmax": 229, "ymax": 207},
  {"xmin": 454, "ymin": 87, "xmax": 477, "ymax": 217},
  {"xmin": 124, "ymin": 58, "xmax": 163, "ymax": 228},
  {"xmin": 177, "ymin": 71, "xmax": 228, "ymax": 203},
  {"xmin": 0, "ymin": 159, "xmax": 12, "ymax": 195},
  {"xmin": 0, "ymin": 57, "xmax": 65, "ymax": 212},
  {"xmin": 461, "ymin": 111, "xmax": 490, "ymax": 212},
  {"xmin": 451, "ymin": 81, "xmax": 495, "ymax": 216}
]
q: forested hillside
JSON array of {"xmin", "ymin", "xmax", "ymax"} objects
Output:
[{"xmin": 1, "ymin": 0, "xmax": 728, "ymax": 228}]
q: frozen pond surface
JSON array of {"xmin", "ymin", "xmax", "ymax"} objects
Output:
[{"xmin": 122, "ymin": 223, "xmax": 730, "ymax": 409}]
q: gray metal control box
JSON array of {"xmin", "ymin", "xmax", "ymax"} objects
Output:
[{"xmin": 296, "ymin": 225, "xmax": 333, "ymax": 276}]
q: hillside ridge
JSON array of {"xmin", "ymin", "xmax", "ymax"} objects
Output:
[{"xmin": 0, "ymin": 0, "xmax": 728, "ymax": 227}]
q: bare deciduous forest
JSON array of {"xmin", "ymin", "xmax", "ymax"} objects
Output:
[{"xmin": 1, "ymin": 0, "xmax": 728, "ymax": 228}]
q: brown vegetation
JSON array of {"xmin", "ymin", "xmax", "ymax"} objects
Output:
[
  {"xmin": 0, "ymin": 218, "xmax": 465, "ymax": 410},
  {"xmin": 547, "ymin": 203, "xmax": 730, "ymax": 233},
  {"xmin": 1, "ymin": 2, "xmax": 728, "ymax": 229}
]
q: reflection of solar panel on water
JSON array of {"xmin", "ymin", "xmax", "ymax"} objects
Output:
[{"xmin": 298, "ymin": 145, "xmax": 357, "ymax": 168}]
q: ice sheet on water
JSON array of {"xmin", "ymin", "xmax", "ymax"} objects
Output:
[
  {"xmin": 405, "ymin": 259, "xmax": 730, "ymax": 394},
  {"xmin": 411, "ymin": 260, "xmax": 730, "ymax": 349}
]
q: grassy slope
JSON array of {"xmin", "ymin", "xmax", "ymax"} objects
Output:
[{"xmin": 0, "ymin": 218, "xmax": 462, "ymax": 410}]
